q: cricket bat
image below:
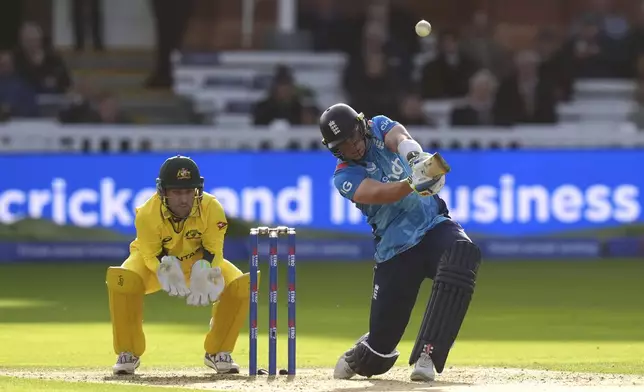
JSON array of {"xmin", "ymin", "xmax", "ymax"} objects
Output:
[{"xmin": 423, "ymin": 153, "xmax": 451, "ymax": 179}]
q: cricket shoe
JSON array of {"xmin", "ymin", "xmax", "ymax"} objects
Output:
[
  {"xmin": 410, "ymin": 345, "xmax": 435, "ymax": 382},
  {"xmin": 205, "ymin": 352, "xmax": 240, "ymax": 374},
  {"xmin": 333, "ymin": 332, "xmax": 370, "ymax": 379},
  {"xmin": 113, "ymin": 352, "xmax": 140, "ymax": 375}
]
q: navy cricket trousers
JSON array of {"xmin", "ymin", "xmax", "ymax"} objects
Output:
[{"xmin": 367, "ymin": 219, "xmax": 471, "ymax": 355}]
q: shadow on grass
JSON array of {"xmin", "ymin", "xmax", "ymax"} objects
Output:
[{"xmin": 1, "ymin": 261, "xmax": 644, "ymax": 342}]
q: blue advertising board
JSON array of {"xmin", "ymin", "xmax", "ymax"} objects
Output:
[
  {"xmin": 5, "ymin": 150, "xmax": 643, "ymax": 237},
  {"xmin": 0, "ymin": 237, "xmax": 605, "ymax": 263}
]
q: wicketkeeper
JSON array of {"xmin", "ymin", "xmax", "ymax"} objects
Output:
[
  {"xmin": 106, "ymin": 155, "xmax": 258, "ymax": 375},
  {"xmin": 320, "ymin": 103, "xmax": 482, "ymax": 382}
]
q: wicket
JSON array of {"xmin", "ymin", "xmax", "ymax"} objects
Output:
[{"xmin": 249, "ymin": 226, "xmax": 296, "ymax": 376}]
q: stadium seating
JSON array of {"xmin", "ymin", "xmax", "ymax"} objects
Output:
[{"xmin": 172, "ymin": 51, "xmax": 641, "ymax": 129}]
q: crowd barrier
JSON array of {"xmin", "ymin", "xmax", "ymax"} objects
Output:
[{"xmin": 1, "ymin": 121, "xmax": 644, "ymax": 152}]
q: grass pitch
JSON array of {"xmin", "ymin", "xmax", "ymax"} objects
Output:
[{"xmin": 0, "ymin": 259, "xmax": 643, "ymax": 390}]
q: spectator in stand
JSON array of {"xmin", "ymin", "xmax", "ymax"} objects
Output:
[
  {"xmin": 494, "ymin": 50, "xmax": 558, "ymax": 126},
  {"xmin": 343, "ymin": 44, "xmax": 399, "ymax": 118},
  {"xmin": 571, "ymin": 0, "xmax": 630, "ymax": 77},
  {"xmin": 94, "ymin": 92, "xmax": 133, "ymax": 124},
  {"xmin": 460, "ymin": 11, "xmax": 512, "ymax": 80},
  {"xmin": 393, "ymin": 91, "xmax": 436, "ymax": 127},
  {"xmin": 58, "ymin": 78, "xmax": 99, "ymax": 123},
  {"xmin": 450, "ymin": 69, "xmax": 499, "ymax": 126},
  {"xmin": 628, "ymin": 1, "xmax": 644, "ymax": 76},
  {"xmin": 0, "ymin": 0, "xmax": 24, "ymax": 51},
  {"xmin": 146, "ymin": 0, "xmax": 195, "ymax": 88},
  {"xmin": 253, "ymin": 65, "xmax": 305, "ymax": 126},
  {"xmin": 536, "ymin": 28, "xmax": 574, "ymax": 102},
  {"xmin": 13, "ymin": 22, "xmax": 72, "ymax": 94},
  {"xmin": 627, "ymin": 53, "xmax": 644, "ymax": 129},
  {"xmin": 562, "ymin": 17, "xmax": 615, "ymax": 79},
  {"xmin": 0, "ymin": 50, "xmax": 38, "ymax": 120},
  {"xmin": 71, "ymin": 0, "xmax": 104, "ymax": 52},
  {"xmin": 420, "ymin": 30, "xmax": 478, "ymax": 99},
  {"xmin": 298, "ymin": 0, "xmax": 344, "ymax": 52},
  {"xmin": 59, "ymin": 89, "xmax": 133, "ymax": 125}
]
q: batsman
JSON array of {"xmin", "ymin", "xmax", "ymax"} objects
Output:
[
  {"xmin": 106, "ymin": 155, "xmax": 255, "ymax": 375},
  {"xmin": 320, "ymin": 104, "xmax": 482, "ymax": 382}
]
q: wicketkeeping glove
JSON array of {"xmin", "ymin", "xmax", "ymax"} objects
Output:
[
  {"xmin": 186, "ymin": 260, "xmax": 225, "ymax": 306},
  {"xmin": 406, "ymin": 152, "xmax": 451, "ymax": 196},
  {"xmin": 157, "ymin": 255, "xmax": 191, "ymax": 297}
]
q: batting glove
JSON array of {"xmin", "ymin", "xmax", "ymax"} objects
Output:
[
  {"xmin": 187, "ymin": 260, "xmax": 225, "ymax": 307},
  {"xmin": 157, "ymin": 256, "xmax": 191, "ymax": 297},
  {"xmin": 406, "ymin": 152, "xmax": 450, "ymax": 196}
]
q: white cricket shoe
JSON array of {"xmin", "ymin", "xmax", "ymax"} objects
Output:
[
  {"xmin": 333, "ymin": 353, "xmax": 356, "ymax": 379},
  {"xmin": 205, "ymin": 352, "xmax": 240, "ymax": 374},
  {"xmin": 333, "ymin": 332, "xmax": 370, "ymax": 380},
  {"xmin": 113, "ymin": 352, "xmax": 140, "ymax": 375},
  {"xmin": 410, "ymin": 350, "xmax": 435, "ymax": 382}
]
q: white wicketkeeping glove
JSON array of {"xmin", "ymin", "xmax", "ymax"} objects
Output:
[
  {"xmin": 186, "ymin": 260, "xmax": 225, "ymax": 306},
  {"xmin": 157, "ymin": 256, "xmax": 191, "ymax": 297},
  {"xmin": 406, "ymin": 152, "xmax": 450, "ymax": 197}
]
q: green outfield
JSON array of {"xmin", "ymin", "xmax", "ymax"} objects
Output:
[{"xmin": 0, "ymin": 259, "xmax": 643, "ymax": 390}]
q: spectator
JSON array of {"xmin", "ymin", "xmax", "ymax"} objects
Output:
[
  {"xmin": 13, "ymin": 22, "xmax": 72, "ymax": 94},
  {"xmin": 563, "ymin": 18, "xmax": 614, "ymax": 79},
  {"xmin": 59, "ymin": 90, "xmax": 133, "ymax": 125},
  {"xmin": 628, "ymin": 1, "xmax": 644, "ymax": 75},
  {"xmin": 58, "ymin": 78, "xmax": 99, "ymax": 123},
  {"xmin": 627, "ymin": 54, "xmax": 644, "ymax": 129},
  {"xmin": 253, "ymin": 66, "xmax": 304, "ymax": 126},
  {"xmin": 450, "ymin": 69, "xmax": 499, "ymax": 126},
  {"xmin": 536, "ymin": 28, "xmax": 574, "ymax": 102},
  {"xmin": 580, "ymin": 0, "xmax": 632, "ymax": 77},
  {"xmin": 460, "ymin": 11, "xmax": 512, "ymax": 80},
  {"xmin": 71, "ymin": 0, "xmax": 104, "ymax": 52},
  {"xmin": 494, "ymin": 50, "xmax": 558, "ymax": 126},
  {"xmin": 146, "ymin": 0, "xmax": 195, "ymax": 88},
  {"xmin": 0, "ymin": 0, "xmax": 24, "ymax": 51},
  {"xmin": 94, "ymin": 92, "xmax": 133, "ymax": 124},
  {"xmin": 0, "ymin": 51, "xmax": 38, "ymax": 120},
  {"xmin": 572, "ymin": 0, "xmax": 630, "ymax": 42},
  {"xmin": 298, "ymin": 0, "xmax": 344, "ymax": 52},
  {"xmin": 628, "ymin": 84, "xmax": 644, "ymax": 130},
  {"xmin": 344, "ymin": 48, "xmax": 399, "ymax": 118},
  {"xmin": 394, "ymin": 92, "xmax": 435, "ymax": 126},
  {"xmin": 420, "ymin": 31, "xmax": 478, "ymax": 99}
]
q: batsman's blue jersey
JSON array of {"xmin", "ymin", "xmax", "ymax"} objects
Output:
[{"xmin": 333, "ymin": 115, "xmax": 449, "ymax": 263}]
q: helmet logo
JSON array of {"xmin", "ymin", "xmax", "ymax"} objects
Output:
[
  {"xmin": 328, "ymin": 120, "xmax": 341, "ymax": 135},
  {"xmin": 177, "ymin": 168, "xmax": 191, "ymax": 180}
]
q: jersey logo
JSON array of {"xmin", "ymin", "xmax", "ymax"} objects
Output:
[
  {"xmin": 162, "ymin": 236, "xmax": 172, "ymax": 243},
  {"xmin": 389, "ymin": 158, "xmax": 404, "ymax": 180},
  {"xmin": 380, "ymin": 119, "xmax": 391, "ymax": 131},
  {"xmin": 365, "ymin": 162, "xmax": 377, "ymax": 173},
  {"xmin": 185, "ymin": 229, "xmax": 202, "ymax": 240},
  {"xmin": 328, "ymin": 120, "xmax": 341, "ymax": 135},
  {"xmin": 341, "ymin": 181, "xmax": 353, "ymax": 194},
  {"xmin": 217, "ymin": 221, "xmax": 228, "ymax": 230},
  {"xmin": 177, "ymin": 168, "xmax": 191, "ymax": 180},
  {"xmin": 373, "ymin": 139, "xmax": 385, "ymax": 150}
]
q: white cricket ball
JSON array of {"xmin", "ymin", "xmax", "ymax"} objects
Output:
[{"xmin": 415, "ymin": 20, "xmax": 432, "ymax": 37}]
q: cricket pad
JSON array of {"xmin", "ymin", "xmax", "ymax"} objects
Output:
[
  {"xmin": 408, "ymin": 240, "xmax": 481, "ymax": 373},
  {"xmin": 106, "ymin": 267, "xmax": 146, "ymax": 357}
]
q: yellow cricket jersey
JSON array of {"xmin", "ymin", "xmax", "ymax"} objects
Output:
[{"xmin": 130, "ymin": 192, "xmax": 228, "ymax": 272}]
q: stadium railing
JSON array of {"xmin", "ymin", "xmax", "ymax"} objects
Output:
[{"xmin": 0, "ymin": 120, "xmax": 643, "ymax": 152}]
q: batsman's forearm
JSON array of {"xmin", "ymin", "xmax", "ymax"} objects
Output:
[{"xmin": 353, "ymin": 179, "xmax": 413, "ymax": 204}]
